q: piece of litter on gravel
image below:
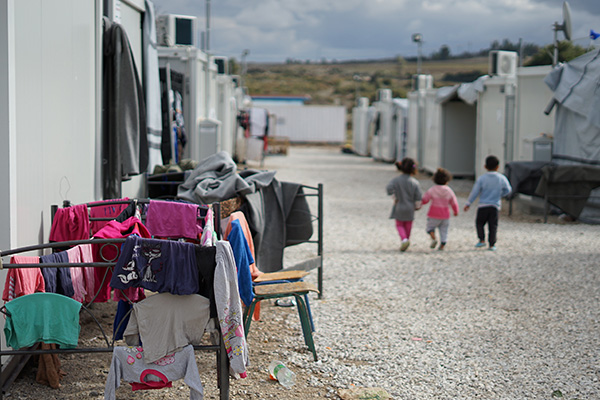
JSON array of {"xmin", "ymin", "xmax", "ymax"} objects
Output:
[{"xmin": 411, "ymin": 337, "xmax": 423, "ymax": 341}]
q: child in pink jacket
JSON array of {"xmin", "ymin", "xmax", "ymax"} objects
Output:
[{"xmin": 421, "ymin": 168, "xmax": 459, "ymax": 250}]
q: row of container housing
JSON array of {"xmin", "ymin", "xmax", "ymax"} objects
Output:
[{"xmin": 353, "ymin": 51, "xmax": 555, "ymax": 178}]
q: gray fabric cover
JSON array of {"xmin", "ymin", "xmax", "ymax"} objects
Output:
[
  {"xmin": 436, "ymin": 75, "xmax": 488, "ymax": 105},
  {"xmin": 545, "ymin": 48, "xmax": 600, "ymax": 164},
  {"xmin": 535, "ymin": 164, "xmax": 600, "ymax": 218},
  {"xmin": 504, "ymin": 161, "xmax": 551, "ymax": 199}
]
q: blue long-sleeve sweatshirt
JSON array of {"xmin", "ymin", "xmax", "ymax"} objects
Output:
[{"xmin": 466, "ymin": 171, "xmax": 512, "ymax": 209}]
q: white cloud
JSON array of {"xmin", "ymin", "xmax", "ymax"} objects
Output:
[{"xmin": 150, "ymin": 0, "xmax": 600, "ymax": 62}]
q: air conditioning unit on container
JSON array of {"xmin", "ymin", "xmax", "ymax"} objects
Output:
[
  {"xmin": 376, "ymin": 88, "xmax": 392, "ymax": 102},
  {"xmin": 356, "ymin": 97, "xmax": 369, "ymax": 108},
  {"xmin": 156, "ymin": 14, "xmax": 197, "ymax": 47},
  {"xmin": 213, "ymin": 56, "xmax": 228, "ymax": 74},
  {"xmin": 412, "ymin": 74, "xmax": 433, "ymax": 90},
  {"xmin": 489, "ymin": 50, "xmax": 518, "ymax": 77}
]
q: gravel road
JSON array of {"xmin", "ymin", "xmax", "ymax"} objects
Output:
[
  {"xmin": 265, "ymin": 145, "xmax": 600, "ymax": 400},
  {"xmin": 7, "ymin": 144, "xmax": 599, "ymax": 400}
]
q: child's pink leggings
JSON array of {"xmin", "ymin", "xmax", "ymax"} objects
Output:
[{"xmin": 395, "ymin": 220, "xmax": 413, "ymax": 241}]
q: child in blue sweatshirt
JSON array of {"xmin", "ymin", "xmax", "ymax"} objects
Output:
[{"xmin": 463, "ymin": 155, "xmax": 512, "ymax": 251}]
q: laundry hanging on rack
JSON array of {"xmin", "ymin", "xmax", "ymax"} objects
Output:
[
  {"xmin": 104, "ymin": 345, "xmax": 204, "ymax": 400},
  {"xmin": 240, "ymin": 179, "xmax": 313, "ymax": 272},
  {"xmin": 65, "ymin": 247, "xmax": 88, "ymax": 304},
  {"xmin": 222, "ymin": 211, "xmax": 261, "ymax": 279},
  {"xmin": 102, "ymin": 17, "xmax": 148, "ymax": 199},
  {"xmin": 92, "ymin": 217, "xmax": 150, "ymax": 303},
  {"xmin": 36, "ymin": 342, "xmax": 65, "ymax": 389},
  {"xmin": 215, "ymin": 241, "xmax": 249, "ymax": 378},
  {"xmin": 225, "ymin": 219, "xmax": 254, "ymax": 307},
  {"xmin": 145, "ymin": 200, "xmax": 201, "ymax": 240},
  {"xmin": 110, "ymin": 236, "xmax": 201, "ymax": 296},
  {"xmin": 200, "ymin": 206, "xmax": 216, "ymax": 246},
  {"xmin": 89, "ymin": 198, "xmax": 130, "ymax": 235},
  {"xmin": 40, "ymin": 250, "xmax": 75, "ymax": 298},
  {"xmin": 2, "ymin": 256, "xmax": 45, "ymax": 302},
  {"xmin": 3, "ymin": 293, "xmax": 81, "ymax": 350},
  {"xmin": 69, "ymin": 244, "xmax": 96, "ymax": 304},
  {"xmin": 49, "ymin": 204, "xmax": 90, "ymax": 242},
  {"xmin": 195, "ymin": 246, "xmax": 217, "ymax": 317},
  {"xmin": 176, "ymin": 151, "xmax": 276, "ymax": 204},
  {"xmin": 123, "ymin": 293, "xmax": 211, "ymax": 363}
]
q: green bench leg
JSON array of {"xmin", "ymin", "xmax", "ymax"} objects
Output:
[{"xmin": 294, "ymin": 294, "xmax": 318, "ymax": 361}]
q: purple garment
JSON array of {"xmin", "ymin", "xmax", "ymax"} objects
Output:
[
  {"xmin": 145, "ymin": 200, "xmax": 200, "ymax": 239},
  {"xmin": 40, "ymin": 251, "xmax": 74, "ymax": 298},
  {"xmin": 110, "ymin": 236, "xmax": 199, "ymax": 295}
]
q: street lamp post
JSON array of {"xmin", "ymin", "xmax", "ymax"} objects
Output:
[
  {"xmin": 412, "ymin": 33, "xmax": 424, "ymax": 166},
  {"xmin": 412, "ymin": 33, "xmax": 423, "ymax": 75},
  {"xmin": 241, "ymin": 49, "xmax": 250, "ymax": 87}
]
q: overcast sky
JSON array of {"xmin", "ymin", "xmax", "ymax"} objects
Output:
[{"xmin": 150, "ymin": 0, "xmax": 600, "ymax": 63}]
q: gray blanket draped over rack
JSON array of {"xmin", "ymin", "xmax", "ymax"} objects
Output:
[
  {"xmin": 177, "ymin": 151, "xmax": 275, "ymax": 204},
  {"xmin": 175, "ymin": 151, "xmax": 313, "ymax": 272}
]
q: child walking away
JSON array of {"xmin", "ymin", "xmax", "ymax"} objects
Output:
[
  {"xmin": 386, "ymin": 157, "xmax": 423, "ymax": 252},
  {"xmin": 464, "ymin": 155, "xmax": 512, "ymax": 251},
  {"xmin": 421, "ymin": 168, "xmax": 459, "ymax": 250}
]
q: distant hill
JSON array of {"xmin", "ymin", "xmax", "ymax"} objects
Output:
[{"xmin": 245, "ymin": 57, "xmax": 489, "ymax": 112}]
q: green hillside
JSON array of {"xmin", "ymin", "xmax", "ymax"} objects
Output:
[{"xmin": 244, "ymin": 57, "xmax": 489, "ymax": 112}]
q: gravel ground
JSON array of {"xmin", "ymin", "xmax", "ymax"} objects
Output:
[
  {"xmin": 267, "ymin": 145, "xmax": 600, "ymax": 400},
  {"xmin": 6, "ymin": 144, "xmax": 600, "ymax": 400}
]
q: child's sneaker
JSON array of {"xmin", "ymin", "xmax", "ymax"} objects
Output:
[
  {"xmin": 489, "ymin": 246, "xmax": 497, "ymax": 251},
  {"xmin": 475, "ymin": 242, "xmax": 486, "ymax": 248},
  {"xmin": 400, "ymin": 240, "xmax": 410, "ymax": 252},
  {"xmin": 430, "ymin": 239, "xmax": 438, "ymax": 249}
]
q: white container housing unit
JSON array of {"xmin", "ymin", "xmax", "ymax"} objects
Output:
[
  {"xmin": 214, "ymin": 57, "xmax": 241, "ymax": 158},
  {"xmin": 407, "ymin": 76, "xmax": 439, "ymax": 174},
  {"xmin": 433, "ymin": 76, "xmax": 485, "ymax": 178},
  {"xmin": 352, "ymin": 97, "xmax": 374, "ymax": 156},
  {"xmin": 268, "ymin": 105, "xmax": 346, "ymax": 143},
  {"xmin": 475, "ymin": 76, "xmax": 517, "ymax": 177},
  {"xmin": 371, "ymin": 89, "xmax": 396, "ymax": 162},
  {"xmin": 392, "ymin": 98, "xmax": 410, "ymax": 163},
  {"xmin": 515, "ymin": 65, "xmax": 555, "ymax": 162},
  {"xmin": 157, "ymin": 46, "xmax": 219, "ymax": 163}
]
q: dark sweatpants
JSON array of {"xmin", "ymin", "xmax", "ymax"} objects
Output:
[{"xmin": 476, "ymin": 206, "xmax": 499, "ymax": 246}]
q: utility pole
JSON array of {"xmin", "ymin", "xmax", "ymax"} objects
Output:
[
  {"xmin": 241, "ymin": 49, "xmax": 250, "ymax": 87},
  {"xmin": 205, "ymin": 0, "xmax": 211, "ymax": 52},
  {"xmin": 412, "ymin": 33, "xmax": 423, "ymax": 75}
]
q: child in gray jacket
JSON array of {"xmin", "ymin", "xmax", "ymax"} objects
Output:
[{"xmin": 386, "ymin": 157, "xmax": 423, "ymax": 251}]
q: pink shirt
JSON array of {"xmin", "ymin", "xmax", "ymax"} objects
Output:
[
  {"xmin": 422, "ymin": 185, "xmax": 459, "ymax": 220},
  {"xmin": 2, "ymin": 256, "xmax": 45, "ymax": 302}
]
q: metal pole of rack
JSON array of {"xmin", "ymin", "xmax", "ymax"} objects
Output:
[{"xmin": 317, "ymin": 183, "xmax": 323, "ymax": 299}]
